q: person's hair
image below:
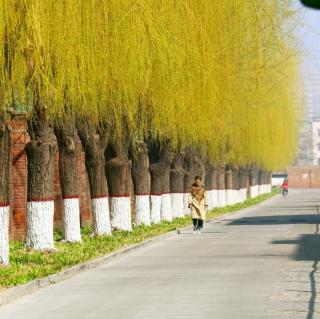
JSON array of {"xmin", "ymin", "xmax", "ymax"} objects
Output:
[{"xmin": 195, "ymin": 176, "xmax": 202, "ymax": 181}]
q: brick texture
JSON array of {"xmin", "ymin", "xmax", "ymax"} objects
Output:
[{"xmin": 287, "ymin": 166, "xmax": 320, "ymax": 188}]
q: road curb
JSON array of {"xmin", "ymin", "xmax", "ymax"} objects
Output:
[{"xmin": 0, "ymin": 193, "xmax": 278, "ymax": 307}]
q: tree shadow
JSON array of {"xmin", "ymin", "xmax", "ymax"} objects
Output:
[
  {"xmin": 224, "ymin": 208, "xmax": 320, "ymax": 319},
  {"xmin": 222, "ymin": 214, "xmax": 320, "ymax": 225}
]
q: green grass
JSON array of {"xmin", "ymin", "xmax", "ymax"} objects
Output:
[{"xmin": 0, "ymin": 188, "xmax": 279, "ymax": 288}]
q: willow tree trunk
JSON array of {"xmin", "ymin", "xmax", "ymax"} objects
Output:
[
  {"xmin": 267, "ymin": 172, "xmax": 272, "ymax": 193},
  {"xmin": 149, "ymin": 143, "xmax": 174, "ymax": 223},
  {"xmin": 54, "ymin": 120, "xmax": 81, "ymax": 242},
  {"xmin": 217, "ymin": 166, "xmax": 226, "ymax": 207},
  {"xmin": 131, "ymin": 141, "xmax": 151, "ymax": 226},
  {"xmin": 105, "ymin": 140, "xmax": 132, "ymax": 231},
  {"xmin": 0, "ymin": 118, "xmax": 11, "ymax": 265},
  {"xmin": 249, "ymin": 167, "xmax": 258, "ymax": 198},
  {"xmin": 239, "ymin": 168, "xmax": 248, "ymax": 202},
  {"xmin": 194, "ymin": 156, "xmax": 206, "ymax": 181},
  {"xmin": 183, "ymin": 149, "xmax": 196, "ymax": 215},
  {"xmin": 183, "ymin": 171, "xmax": 193, "ymax": 215},
  {"xmin": 170, "ymin": 153, "xmax": 185, "ymax": 218},
  {"xmin": 205, "ymin": 164, "xmax": 218, "ymax": 210},
  {"xmin": 258, "ymin": 170, "xmax": 264, "ymax": 195},
  {"xmin": 25, "ymin": 114, "xmax": 57, "ymax": 250},
  {"xmin": 77, "ymin": 120, "xmax": 111, "ymax": 235},
  {"xmin": 225, "ymin": 167, "xmax": 233, "ymax": 205},
  {"xmin": 232, "ymin": 168, "xmax": 240, "ymax": 204}
]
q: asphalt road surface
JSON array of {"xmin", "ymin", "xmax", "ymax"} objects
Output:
[{"xmin": 1, "ymin": 189, "xmax": 320, "ymax": 319}]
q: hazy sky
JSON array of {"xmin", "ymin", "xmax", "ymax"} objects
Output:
[{"xmin": 298, "ymin": 2, "xmax": 320, "ymax": 65}]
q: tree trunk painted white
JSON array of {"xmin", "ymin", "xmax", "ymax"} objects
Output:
[
  {"xmin": 250, "ymin": 185, "xmax": 259, "ymax": 198},
  {"xmin": 211, "ymin": 189, "xmax": 218, "ymax": 208},
  {"xmin": 62, "ymin": 197, "xmax": 81, "ymax": 242},
  {"xmin": 110, "ymin": 196, "xmax": 132, "ymax": 231},
  {"xmin": 171, "ymin": 193, "xmax": 184, "ymax": 218},
  {"xmin": 240, "ymin": 188, "xmax": 247, "ymax": 202},
  {"xmin": 207, "ymin": 190, "xmax": 213, "ymax": 210},
  {"xmin": 267, "ymin": 184, "xmax": 272, "ymax": 193},
  {"xmin": 217, "ymin": 190, "xmax": 226, "ymax": 207},
  {"xmin": 237, "ymin": 190, "xmax": 242, "ymax": 203},
  {"xmin": 161, "ymin": 193, "xmax": 172, "ymax": 221},
  {"xmin": 183, "ymin": 193, "xmax": 190, "ymax": 215},
  {"xmin": 91, "ymin": 197, "xmax": 112, "ymax": 235},
  {"xmin": 233, "ymin": 190, "xmax": 238, "ymax": 204},
  {"xmin": 135, "ymin": 195, "xmax": 151, "ymax": 226},
  {"xmin": 25, "ymin": 200, "xmax": 55, "ymax": 250},
  {"xmin": 0, "ymin": 205, "xmax": 9, "ymax": 265},
  {"xmin": 226, "ymin": 189, "xmax": 234, "ymax": 206},
  {"xmin": 150, "ymin": 195, "xmax": 162, "ymax": 224}
]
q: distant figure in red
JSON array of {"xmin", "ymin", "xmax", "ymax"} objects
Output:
[{"xmin": 281, "ymin": 179, "xmax": 288, "ymax": 197}]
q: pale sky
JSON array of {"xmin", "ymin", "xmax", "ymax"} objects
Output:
[{"xmin": 298, "ymin": 1, "xmax": 320, "ymax": 66}]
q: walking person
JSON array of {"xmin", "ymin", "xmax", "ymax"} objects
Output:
[
  {"xmin": 281, "ymin": 179, "xmax": 288, "ymax": 197},
  {"xmin": 188, "ymin": 176, "xmax": 208, "ymax": 233}
]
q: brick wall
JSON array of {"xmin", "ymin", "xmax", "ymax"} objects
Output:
[{"xmin": 287, "ymin": 166, "xmax": 320, "ymax": 188}]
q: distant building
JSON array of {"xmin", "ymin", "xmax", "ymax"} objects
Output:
[
  {"xmin": 312, "ymin": 121, "xmax": 320, "ymax": 165},
  {"xmin": 295, "ymin": 61, "xmax": 320, "ymax": 166}
]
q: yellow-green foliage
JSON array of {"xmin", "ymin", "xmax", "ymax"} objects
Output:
[{"xmin": 0, "ymin": 0, "xmax": 301, "ymax": 170}]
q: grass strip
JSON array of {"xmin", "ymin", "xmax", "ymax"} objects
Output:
[{"xmin": 0, "ymin": 188, "xmax": 279, "ymax": 288}]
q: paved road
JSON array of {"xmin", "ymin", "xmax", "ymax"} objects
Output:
[{"xmin": 1, "ymin": 189, "xmax": 320, "ymax": 319}]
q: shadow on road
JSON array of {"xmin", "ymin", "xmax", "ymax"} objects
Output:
[
  {"xmin": 224, "ymin": 207, "xmax": 320, "ymax": 319},
  {"xmin": 222, "ymin": 214, "xmax": 320, "ymax": 225}
]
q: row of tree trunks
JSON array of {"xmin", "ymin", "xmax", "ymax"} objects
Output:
[
  {"xmin": 2, "ymin": 111, "xmax": 273, "ymax": 261},
  {"xmin": 0, "ymin": 117, "xmax": 11, "ymax": 265}
]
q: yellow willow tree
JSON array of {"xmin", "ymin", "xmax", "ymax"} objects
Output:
[
  {"xmin": 0, "ymin": 0, "xmax": 27, "ymax": 264},
  {"xmin": 213, "ymin": 0, "xmax": 300, "ymax": 198}
]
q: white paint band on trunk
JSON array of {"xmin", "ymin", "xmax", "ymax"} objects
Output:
[
  {"xmin": 0, "ymin": 206, "xmax": 9, "ymax": 265},
  {"xmin": 267, "ymin": 184, "xmax": 272, "ymax": 193},
  {"xmin": 217, "ymin": 190, "xmax": 226, "ymax": 207},
  {"xmin": 258, "ymin": 185, "xmax": 264, "ymax": 195},
  {"xmin": 135, "ymin": 195, "xmax": 151, "ymax": 226},
  {"xmin": 62, "ymin": 198, "xmax": 81, "ymax": 242},
  {"xmin": 183, "ymin": 193, "xmax": 190, "ymax": 216},
  {"xmin": 233, "ymin": 190, "xmax": 240, "ymax": 204},
  {"xmin": 213, "ymin": 190, "xmax": 219, "ymax": 209},
  {"xmin": 161, "ymin": 193, "xmax": 172, "ymax": 222},
  {"xmin": 226, "ymin": 189, "xmax": 234, "ymax": 206},
  {"xmin": 207, "ymin": 190, "xmax": 213, "ymax": 210},
  {"xmin": 150, "ymin": 195, "xmax": 161, "ymax": 224},
  {"xmin": 110, "ymin": 196, "xmax": 132, "ymax": 231},
  {"xmin": 262, "ymin": 185, "xmax": 266, "ymax": 194},
  {"xmin": 25, "ymin": 201, "xmax": 55, "ymax": 250},
  {"xmin": 250, "ymin": 185, "xmax": 259, "ymax": 198},
  {"xmin": 171, "ymin": 193, "xmax": 184, "ymax": 218},
  {"xmin": 240, "ymin": 188, "xmax": 247, "ymax": 202},
  {"xmin": 92, "ymin": 197, "xmax": 112, "ymax": 235}
]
